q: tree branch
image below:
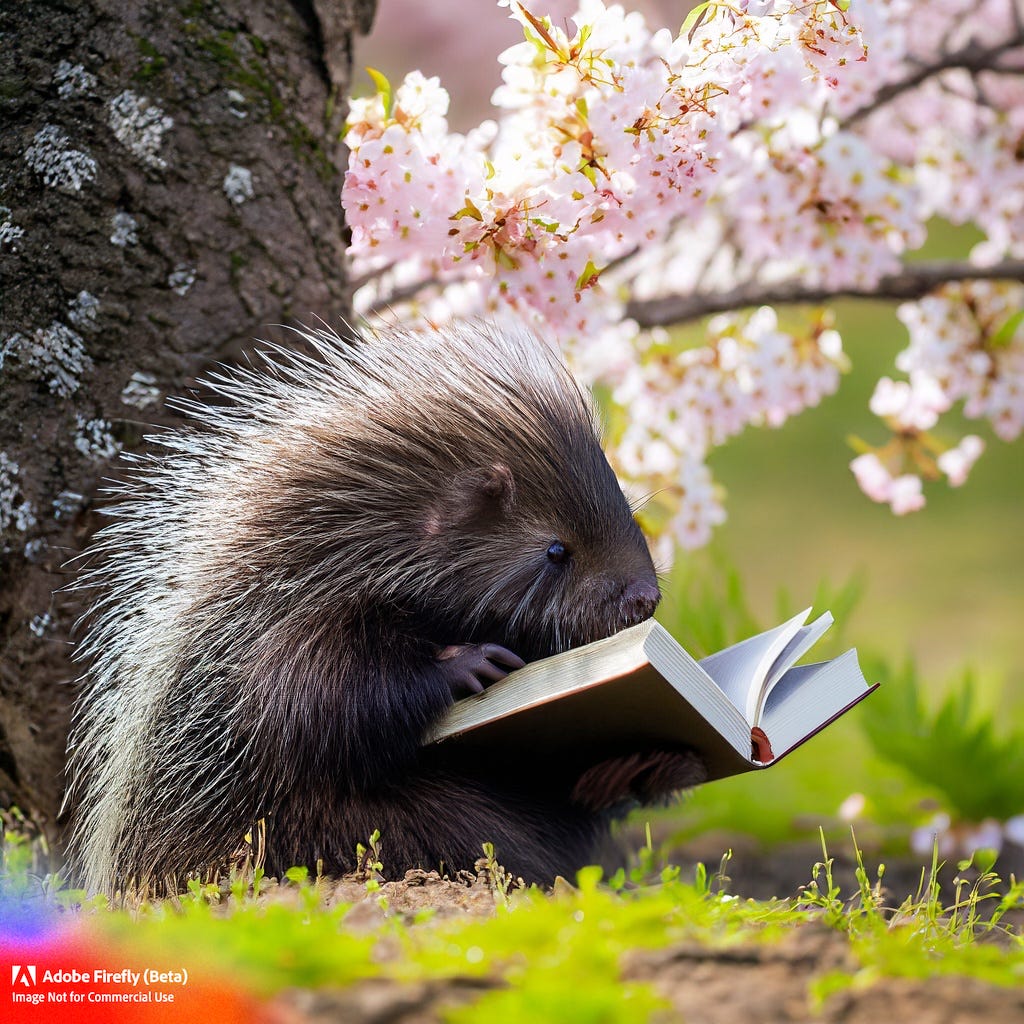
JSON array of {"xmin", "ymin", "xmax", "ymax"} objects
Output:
[
  {"xmin": 841, "ymin": 27, "xmax": 1024, "ymax": 129},
  {"xmin": 625, "ymin": 259, "xmax": 1024, "ymax": 328}
]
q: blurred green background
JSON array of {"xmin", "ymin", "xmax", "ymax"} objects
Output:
[
  {"xmin": 654, "ymin": 224, "xmax": 1024, "ymax": 848},
  {"xmin": 707, "ymin": 301, "xmax": 1023, "ymax": 700}
]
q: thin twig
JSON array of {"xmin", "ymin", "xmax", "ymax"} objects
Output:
[
  {"xmin": 624, "ymin": 259, "xmax": 1024, "ymax": 328},
  {"xmin": 362, "ymin": 276, "xmax": 440, "ymax": 312},
  {"xmin": 346, "ymin": 262, "xmax": 402, "ymax": 294}
]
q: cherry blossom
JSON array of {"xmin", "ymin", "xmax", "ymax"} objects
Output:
[
  {"xmin": 850, "ymin": 454, "xmax": 926, "ymax": 515},
  {"xmin": 937, "ymin": 435, "xmax": 986, "ymax": 487},
  {"xmin": 343, "ymin": 0, "xmax": 1024, "ymax": 553}
]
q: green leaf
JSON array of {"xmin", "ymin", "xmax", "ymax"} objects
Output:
[
  {"xmin": 452, "ymin": 197, "xmax": 484, "ymax": 221},
  {"xmin": 495, "ymin": 246, "xmax": 519, "ymax": 271},
  {"xmin": 365, "ymin": 66, "xmax": 393, "ymax": 118},
  {"xmin": 846, "ymin": 433, "xmax": 875, "ymax": 456},
  {"xmin": 681, "ymin": 2, "xmax": 714, "ymax": 38},
  {"xmin": 518, "ymin": 5, "xmax": 559, "ymax": 52},
  {"xmin": 575, "ymin": 259, "xmax": 602, "ymax": 292},
  {"xmin": 989, "ymin": 307, "xmax": 1024, "ymax": 349}
]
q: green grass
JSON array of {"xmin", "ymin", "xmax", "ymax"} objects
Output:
[{"xmin": 2, "ymin": 828, "xmax": 1021, "ymax": 1021}]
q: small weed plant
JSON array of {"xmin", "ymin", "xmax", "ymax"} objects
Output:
[{"xmin": 861, "ymin": 658, "xmax": 1024, "ymax": 824}]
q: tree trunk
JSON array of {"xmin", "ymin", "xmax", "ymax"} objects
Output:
[{"xmin": 0, "ymin": 0, "xmax": 374, "ymax": 845}]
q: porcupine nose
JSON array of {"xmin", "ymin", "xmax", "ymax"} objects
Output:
[{"xmin": 619, "ymin": 578, "xmax": 661, "ymax": 628}]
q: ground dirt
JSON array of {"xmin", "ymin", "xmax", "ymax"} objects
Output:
[{"xmin": 266, "ymin": 845, "xmax": 1024, "ymax": 1024}]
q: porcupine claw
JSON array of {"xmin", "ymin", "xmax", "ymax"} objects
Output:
[{"xmin": 436, "ymin": 644, "xmax": 526, "ymax": 699}]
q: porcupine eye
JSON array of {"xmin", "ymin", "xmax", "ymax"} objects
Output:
[{"xmin": 546, "ymin": 540, "xmax": 569, "ymax": 564}]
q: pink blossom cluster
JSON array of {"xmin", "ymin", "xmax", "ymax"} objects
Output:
[
  {"xmin": 849, "ymin": 453, "xmax": 927, "ymax": 515},
  {"xmin": 723, "ymin": 128, "xmax": 923, "ymax": 292},
  {"xmin": 344, "ymin": 0, "xmax": 1024, "ymax": 552},
  {"xmin": 345, "ymin": 72, "xmax": 486, "ymax": 273},
  {"xmin": 849, "ymin": 280, "xmax": 1024, "ymax": 510},
  {"xmin": 611, "ymin": 307, "xmax": 844, "ymax": 549},
  {"xmin": 345, "ymin": 0, "xmax": 869, "ymax": 348},
  {"xmin": 897, "ymin": 282, "xmax": 1024, "ymax": 443},
  {"xmin": 850, "ymin": 435, "xmax": 987, "ymax": 514},
  {"xmin": 854, "ymin": 0, "xmax": 1024, "ymax": 264}
]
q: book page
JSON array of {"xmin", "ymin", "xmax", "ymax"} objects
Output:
[
  {"xmin": 698, "ymin": 608, "xmax": 811, "ymax": 723},
  {"xmin": 753, "ymin": 611, "xmax": 834, "ymax": 723},
  {"xmin": 759, "ymin": 649, "xmax": 869, "ymax": 756},
  {"xmin": 427, "ymin": 617, "xmax": 874, "ymax": 783},
  {"xmin": 643, "ymin": 626, "xmax": 754, "ymax": 760}
]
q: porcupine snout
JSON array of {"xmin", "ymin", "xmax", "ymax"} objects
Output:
[{"xmin": 618, "ymin": 577, "xmax": 660, "ymax": 628}]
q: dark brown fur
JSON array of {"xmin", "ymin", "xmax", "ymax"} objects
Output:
[{"xmin": 66, "ymin": 322, "xmax": 705, "ymax": 893}]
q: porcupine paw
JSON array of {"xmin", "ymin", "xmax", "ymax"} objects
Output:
[
  {"xmin": 571, "ymin": 748, "xmax": 708, "ymax": 812},
  {"xmin": 435, "ymin": 644, "xmax": 526, "ymax": 699}
]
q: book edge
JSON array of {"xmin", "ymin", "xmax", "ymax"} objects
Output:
[
  {"xmin": 426, "ymin": 619, "xmax": 660, "ymax": 743},
  {"xmin": 425, "ymin": 658, "xmax": 652, "ymax": 743}
]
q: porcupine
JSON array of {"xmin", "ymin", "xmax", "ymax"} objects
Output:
[{"xmin": 65, "ymin": 320, "xmax": 706, "ymax": 894}]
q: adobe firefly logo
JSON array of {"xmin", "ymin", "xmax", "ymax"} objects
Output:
[{"xmin": 11, "ymin": 965, "xmax": 37, "ymax": 987}]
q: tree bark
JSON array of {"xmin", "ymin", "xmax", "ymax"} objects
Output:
[{"xmin": 0, "ymin": 0, "xmax": 374, "ymax": 843}]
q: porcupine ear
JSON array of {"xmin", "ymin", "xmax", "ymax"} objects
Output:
[{"xmin": 422, "ymin": 463, "xmax": 515, "ymax": 537}]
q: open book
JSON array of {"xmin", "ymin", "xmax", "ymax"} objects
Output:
[{"xmin": 425, "ymin": 609, "xmax": 876, "ymax": 782}]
